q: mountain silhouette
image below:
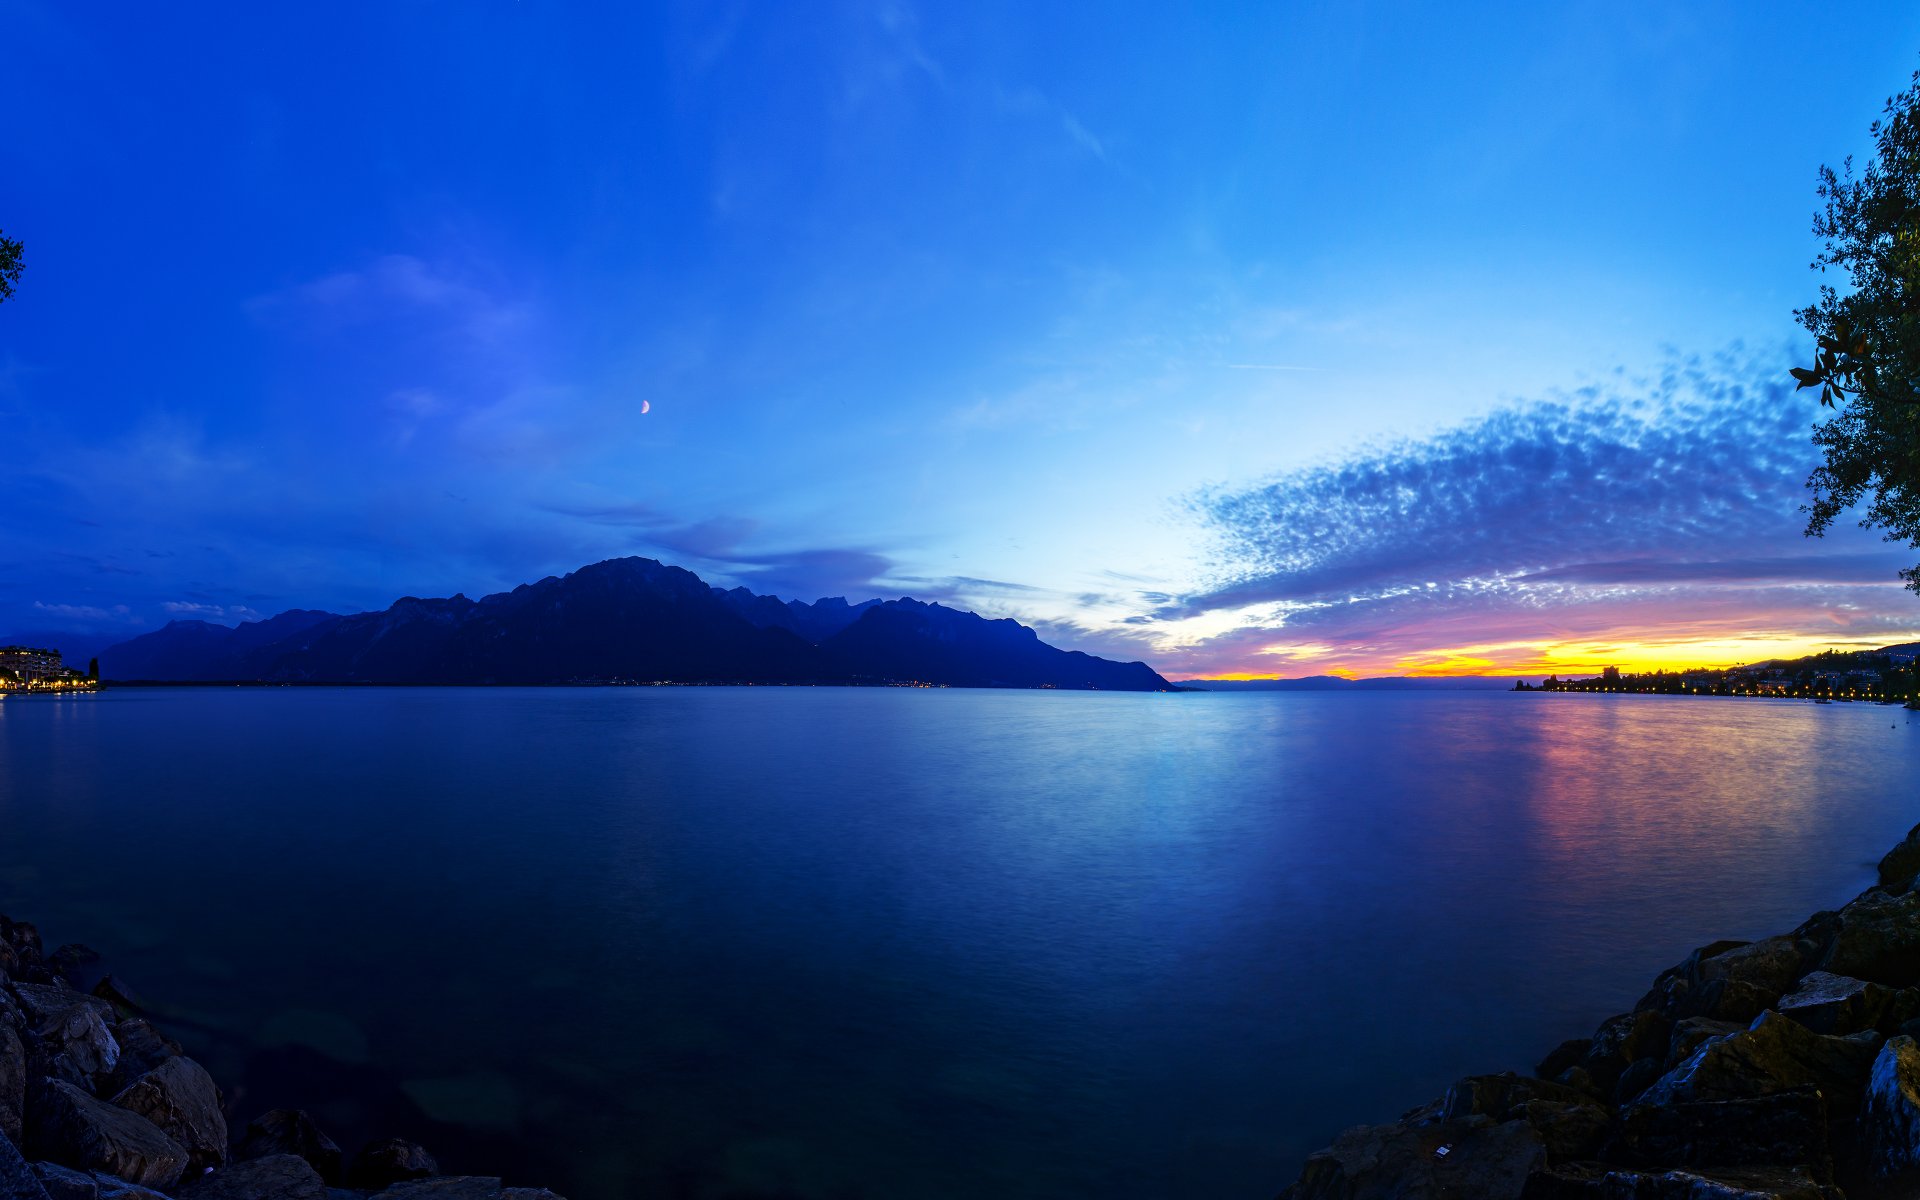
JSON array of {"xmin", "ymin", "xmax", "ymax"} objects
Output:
[{"xmin": 99, "ymin": 557, "xmax": 1173, "ymax": 690}]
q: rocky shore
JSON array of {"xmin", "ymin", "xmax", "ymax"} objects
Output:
[
  {"xmin": 0, "ymin": 916, "xmax": 564, "ymax": 1200},
  {"xmin": 1280, "ymin": 823, "xmax": 1920, "ymax": 1199}
]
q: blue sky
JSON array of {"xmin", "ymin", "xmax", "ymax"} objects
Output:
[{"xmin": 5, "ymin": 1, "xmax": 1920, "ymax": 675}]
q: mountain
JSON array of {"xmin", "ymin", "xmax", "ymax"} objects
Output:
[
  {"xmin": 100, "ymin": 610, "xmax": 340, "ymax": 682},
  {"xmin": 822, "ymin": 598, "xmax": 1170, "ymax": 690},
  {"xmin": 99, "ymin": 557, "xmax": 1174, "ymax": 691}
]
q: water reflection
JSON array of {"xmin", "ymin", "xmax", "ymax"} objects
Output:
[{"xmin": 0, "ymin": 688, "xmax": 1912, "ymax": 1198}]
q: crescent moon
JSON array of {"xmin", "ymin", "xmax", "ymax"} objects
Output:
[{"xmin": 642, "ymin": 400, "xmax": 651, "ymax": 414}]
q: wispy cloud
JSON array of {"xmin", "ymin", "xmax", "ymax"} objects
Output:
[
  {"xmin": 33, "ymin": 602, "xmax": 134, "ymax": 624},
  {"xmin": 1136, "ymin": 350, "xmax": 1920, "ymax": 676}
]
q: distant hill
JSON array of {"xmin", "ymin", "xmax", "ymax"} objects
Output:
[
  {"xmin": 98, "ymin": 557, "xmax": 1174, "ymax": 691},
  {"xmin": 1180, "ymin": 675, "xmax": 1526, "ymax": 691}
]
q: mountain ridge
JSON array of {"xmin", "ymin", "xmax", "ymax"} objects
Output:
[{"xmin": 97, "ymin": 557, "xmax": 1173, "ymax": 691}]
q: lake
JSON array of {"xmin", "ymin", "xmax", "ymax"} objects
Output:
[{"xmin": 0, "ymin": 687, "xmax": 1915, "ymax": 1198}]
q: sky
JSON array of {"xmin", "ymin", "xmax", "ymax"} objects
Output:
[{"xmin": 5, "ymin": 1, "xmax": 1920, "ymax": 678}]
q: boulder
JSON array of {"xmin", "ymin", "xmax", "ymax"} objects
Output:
[
  {"xmin": 1279, "ymin": 1117, "xmax": 1544, "ymax": 1199},
  {"xmin": 30, "ymin": 1167, "xmax": 96, "ymax": 1198},
  {"xmin": 1538, "ymin": 1039, "xmax": 1591, "ymax": 1082},
  {"xmin": 24, "ymin": 1079, "xmax": 187, "ymax": 1190},
  {"xmin": 374, "ymin": 1180, "xmax": 567, "ymax": 1200},
  {"xmin": 0, "ymin": 1128, "xmax": 54, "ymax": 1200},
  {"xmin": 0, "ymin": 941, "xmax": 18, "ymax": 980},
  {"xmin": 35, "ymin": 1006, "xmax": 120, "ymax": 1093},
  {"xmin": 1879, "ymin": 822, "xmax": 1920, "ymax": 892},
  {"xmin": 1775, "ymin": 970, "xmax": 1892, "ymax": 1035},
  {"xmin": 1579, "ymin": 1011, "xmax": 1670, "ymax": 1092},
  {"xmin": 1441, "ymin": 1074, "xmax": 1594, "ymax": 1122},
  {"xmin": 1821, "ymin": 888, "xmax": 1920, "ymax": 987},
  {"xmin": 1858, "ymin": 1032, "xmax": 1920, "ymax": 1179},
  {"xmin": 1612, "ymin": 1089, "xmax": 1830, "ymax": 1177},
  {"xmin": 1613, "ymin": 1057, "xmax": 1663, "ymax": 1106},
  {"xmin": 110, "ymin": 1057, "xmax": 226, "ymax": 1171},
  {"xmin": 43, "ymin": 948, "xmax": 102, "ymax": 992},
  {"xmin": 30, "ymin": 1161, "xmax": 97, "ymax": 1200},
  {"xmin": 108, "ymin": 1024, "xmax": 181, "ymax": 1087},
  {"xmin": 1518, "ymin": 1100, "xmax": 1611, "ymax": 1163},
  {"xmin": 10, "ymin": 987, "xmax": 114, "ymax": 1032},
  {"xmin": 2, "ymin": 1023, "xmax": 24, "ymax": 1144},
  {"xmin": 7, "ymin": 922, "xmax": 45, "ymax": 962},
  {"xmin": 235, "ymin": 1110, "xmax": 342, "ymax": 1185},
  {"xmin": 348, "ymin": 1140, "xmax": 439, "ymax": 1190},
  {"xmin": 1667, "ymin": 1019, "xmax": 1742, "ymax": 1070},
  {"xmin": 1636, "ymin": 1010, "xmax": 1882, "ymax": 1116},
  {"xmin": 1637, "ymin": 937, "xmax": 1819, "ymax": 1023},
  {"xmin": 1521, "ymin": 1162, "xmax": 1843, "ymax": 1198},
  {"xmin": 31, "ymin": 1158, "xmax": 176, "ymax": 1200},
  {"xmin": 89, "ymin": 979, "xmax": 148, "ymax": 1020},
  {"xmin": 177, "ymin": 1153, "xmax": 326, "ymax": 1200},
  {"xmin": 93, "ymin": 1176, "xmax": 176, "ymax": 1200}
]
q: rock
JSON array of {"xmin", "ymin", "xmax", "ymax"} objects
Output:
[
  {"xmin": 94, "ymin": 1177, "xmax": 176, "ymax": 1200},
  {"xmin": 1279, "ymin": 1117, "xmax": 1544, "ymax": 1199},
  {"xmin": 31, "ymin": 1161, "xmax": 97, "ymax": 1200},
  {"xmin": 10, "ymin": 987, "xmax": 114, "ymax": 1032},
  {"xmin": 24, "ymin": 1080, "xmax": 186, "ymax": 1190},
  {"xmin": 2, "ymin": 1023, "xmax": 24, "ymax": 1144},
  {"xmin": 177, "ymin": 1154, "xmax": 326, "ymax": 1200},
  {"xmin": 1537, "ymin": 1039, "xmax": 1591, "ymax": 1082},
  {"xmin": 106, "ymin": 1024, "xmax": 181, "ymax": 1090},
  {"xmin": 235, "ymin": 1111, "xmax": 342, "ymax": 1185},
  {"xmin": 110, "ymin": 1057, "xmax": 226, "ymax": 1171},
  {"xmin": 1613, "ymin": 1089, "xmax": 1830, "ymax": 1177},
  {"xmin": 0, "ymin": 1129, "xmax": 54, "ymax": 1200},
  {"xmin": 1579, "ymin": 1011, "xmax": 1670, "ymax": 1093},
  {"xmin": 1859, "ymin": 1032, "xmax": 1920, "ymax": 1179},
  {"xmin": 37, "ymin": 1006, "xmax": 120, "ymax": 1093},
  {"xmin": 0, "ymin": 942, "xmax": 18, "ymax": 980},
  {"xmin": 1613, "ymin": 1056, "xmax": 1664, "ymax": 1105},
  {"xmin": 1518, "ymin": 1100, "xmax": 1610, "ymax": 1163},
  {"xmin": 348, "ymin": 1140, "xmax": 439, "ymax": 1190},
  {"xmin": 1637, "ymin": 1010, "xmax": 1882, "ymax": 1115},
  {"xmin": 1822, "ymin": 888, "xmax": 1920, "ymax": 986},
  {"xmin": 1441, "ymin": 1073, "xmax": 1594, "ymax": 1121},
  {"xmin": 1553, "ymin": 1066, "xmax": 1602, "ymax": 1100},
  {"xmin": 7, "ymin": 922, "xmax": 45, "ymax": 963},
  {"xmin": 374, "ymin": 1180, "xmax": 567, "ymax": 1200},
  {"xmin": 1521, "ymin": 1162, "xmax": 1843, "ymax": 1198},
  {"xmin": 1637, "ymin": 938, "xmax": 1816, "ymax": 1023},
  {"xmin": 1880, "ymin": 822, "xmax": 1920, "ymax": 891},
  {"xmin": 1776, "ymin": 970, "xmax": 1892, "ymax": 1035},
  {"xmin": 43, "ymin": 949, "xmax": 101, "ymax": 992},
  {"xmin": 1667, "ymin": 1018, "xmax": 1742, "ymax": 1069},
  {"xmin": 89, "ymin": 980, "xmax": 148, "ymax": 1020}
]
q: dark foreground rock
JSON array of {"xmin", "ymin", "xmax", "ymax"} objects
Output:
[
  {"xmin": 0, "ymin": 916, "xmax": 567, "ymax": 1200},
  {"xmin": 348, "ymin": 1140, "xmax": 441, "ymax": 1190},
  {"xmin": 25, "ymin": 1081, "xmax": 187, "ymax": 1190},
  {"xmin": 109, "ymin": 1058, "xmax": 226, "ymax": 1173},
  {"xmin": 1280, "ymin": 818, "xmax": 1920, "ymax": 1199},
  {"xmin": 176, "ymin": 1153, "xmax": 326, "ymax": 1200},
  {"xmin": 234, "ymin": 1110, "xmax": 342, "ymax": 1184}
]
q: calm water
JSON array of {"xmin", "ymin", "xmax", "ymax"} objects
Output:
[{"xmin": 0, "ymin": 688, "xmax": 1916, "ymax": 1198}]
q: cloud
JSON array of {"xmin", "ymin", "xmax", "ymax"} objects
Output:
[
  {"xmin": 542, "ymin": 499, "xmax": 894, "ymax": 600},
  {"xmin": 162, "ymin": 601, "xmax": 263, "ymax": 621},
  {"xmin": 1141, "ymin": 349, "xmax": 1920, "ymax": 676},
  {"xmin": 33, "ymin": 602, "xmax": 134, "ymax": 624}
]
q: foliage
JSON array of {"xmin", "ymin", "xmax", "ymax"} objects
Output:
[
  {"xmin": 1794, "ymin": 72, "xmax": 1920, "ymax": 590},
  {"xmin": 0, "ymin": 230, "xmax": 19, "ymax": 305}
]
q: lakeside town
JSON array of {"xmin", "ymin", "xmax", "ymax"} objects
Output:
[
  {"xmin": 0, "ymin": 645, "xmax": 99, "ymax": 693},
  {"xmin": 1516, "ymin": 641, "xmax": 1920, "ymax": 703}
]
